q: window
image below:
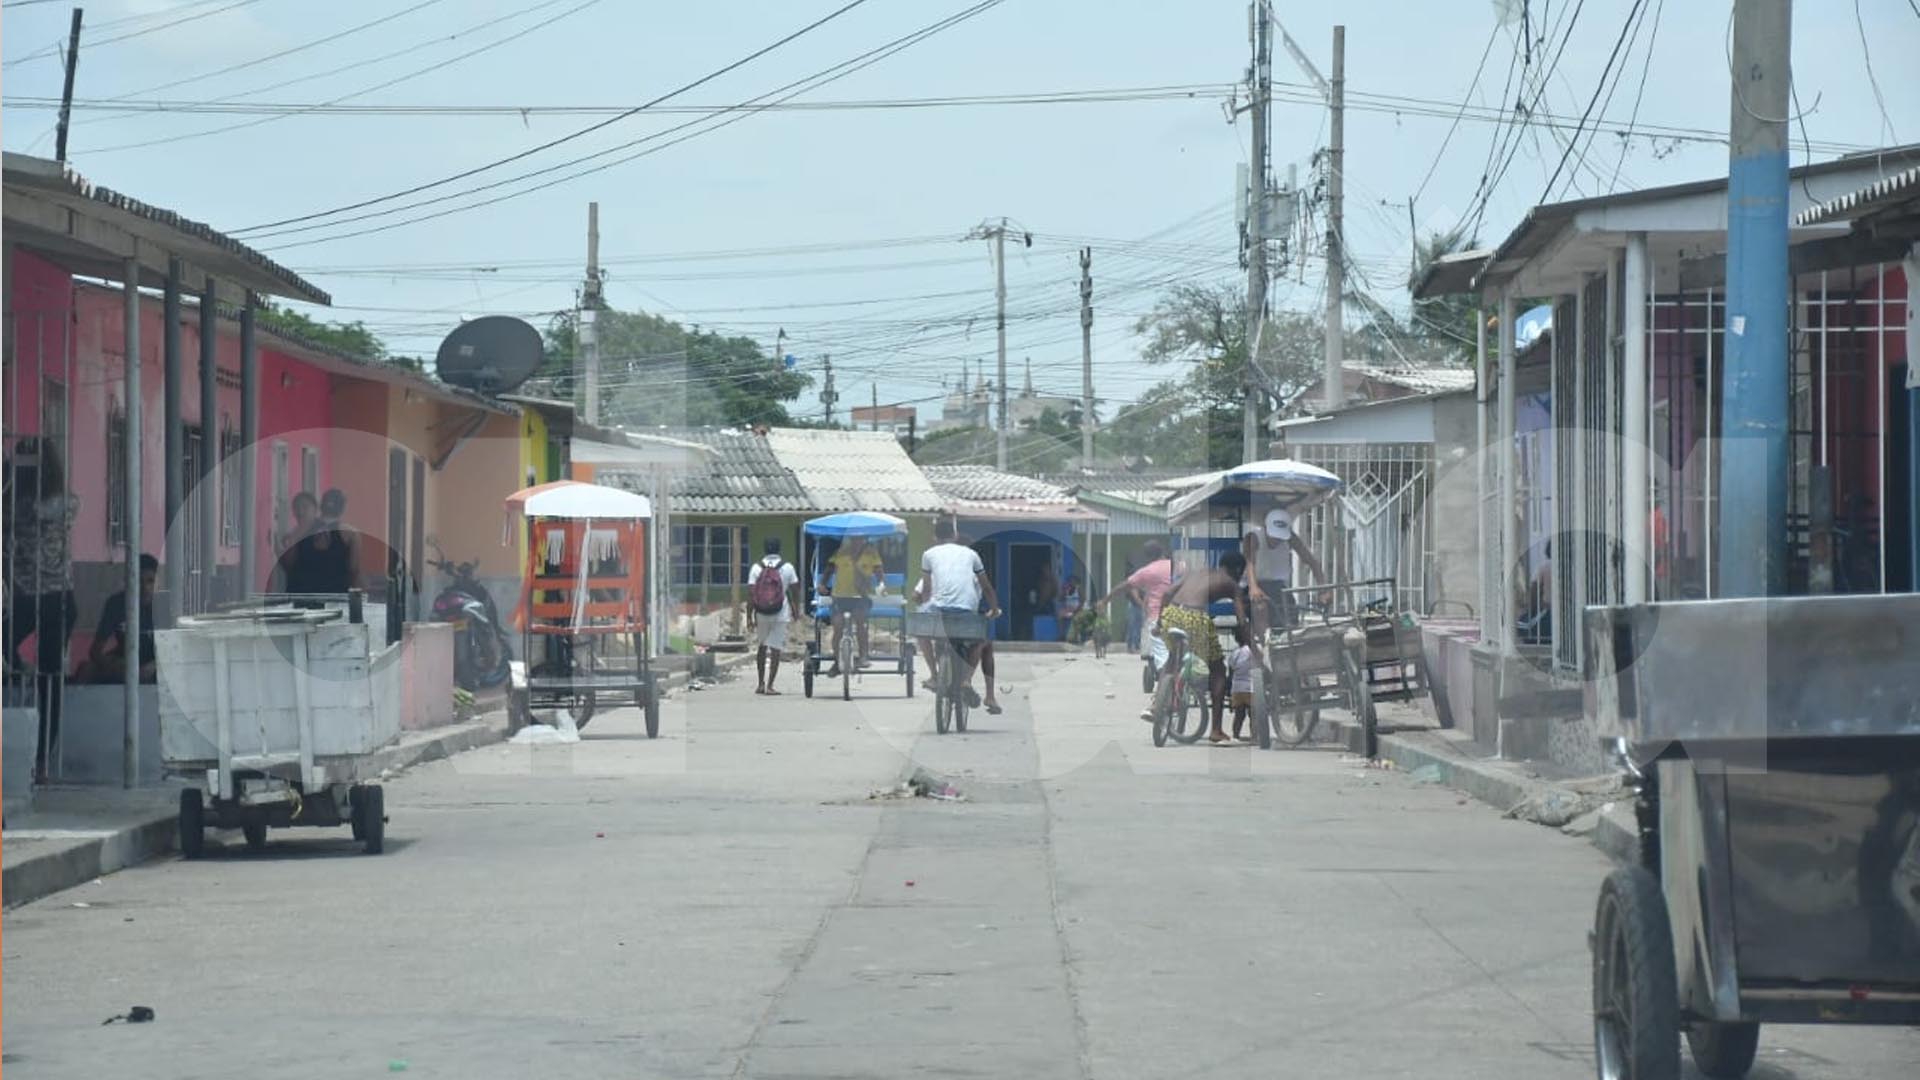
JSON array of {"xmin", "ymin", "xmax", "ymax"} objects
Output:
[
  {"xmin": 301, "ymin": 445, "xmax": 320, "ymax": 497},
  {"xmin": 39, "ymin": 377, "xmax": 67, "ymax": 453},
  {"xmin": 271, "ymin": 441, "xmax": 290, "ymax": 549},
  {"xmin": 669, "ymin": 524, "xmax": 747, "ymax": 588},
  {"xmin": 107, "ymin": 406, "xmax": 128, "ymax": 546},
  {"xmin": 219, "ymin": 421, "xmax": 242, "ymax": 547}
]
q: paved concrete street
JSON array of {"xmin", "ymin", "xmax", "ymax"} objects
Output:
[{"xmin": 5, "ymin": 651, "xmax": 1916, "ymax": 1079}]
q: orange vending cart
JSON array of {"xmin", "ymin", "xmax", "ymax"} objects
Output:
[{"xmin": 504, "ymin": 480, "xmax": 659, "ymax": 736}]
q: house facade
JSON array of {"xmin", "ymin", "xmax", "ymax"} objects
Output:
[{"xmin": 924, "ymin": 465, "xmax": 1108, "ymax": 642}]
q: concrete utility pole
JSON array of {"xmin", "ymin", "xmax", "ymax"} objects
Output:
[
  {"xmin": 1079, "ymin": 246, "xmax": 1094, "ymax": 466},
  {"xmin": 1324, "ymin": 24, "xmax": 1346, "ymax": 413},
  {"xmin": 1719, "ymin": 0, "xmax": 1792, "ymax": 597},
  {"xmin": 1242, "ymin": 2, "xmax": 1271, "ymax": 464},
  {"xmin": 820, "ymin": 354, "xmax": 839, "ymax": 425},
  {"xmin": 871, "ymin": 384, "xmax": 879, "ymax": 432},
  {"xmin": 53, "ymin": 8, "xmax": 83, "ymax": 164},
  {"xmin": 122, "ymin": 250, "xmax": 141, "ymax": 788},
  {"xmin": 967, "ymin": 219, "xmax": 1016, "ymax": 469},
  {"xmin": 581, "ymin": 202, "xmax": 602, "ymax": 426}
]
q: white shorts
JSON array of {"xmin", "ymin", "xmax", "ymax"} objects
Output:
[
  {"xmin": 753, "ymin": 617, "xmax": 790, "ymax": 650},
  {"xmin": 1145, "ymin": 626, "xmax": 1169, "ymax": 668}
]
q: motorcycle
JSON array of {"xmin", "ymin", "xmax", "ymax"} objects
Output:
[{"xmin": 428, "ymin": 546, "xmax": 511, "ymax": 692}]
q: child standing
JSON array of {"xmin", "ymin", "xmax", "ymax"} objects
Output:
[{"xmin": 1228, "ymin": 625, "xmax": 1256, "ymax": 742}]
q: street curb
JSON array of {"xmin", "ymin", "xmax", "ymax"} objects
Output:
[
  {"xmin": 1324, "ymin": 717, "xmax": 1640, "ymax": 865},
  {"xmin": 2, "ymin": 715, "xmax": 514, "ymax": 910}
]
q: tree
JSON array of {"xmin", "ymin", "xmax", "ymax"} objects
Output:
[
  {"xmin": 1407, "ymin": 228, "xmax": 1482, "ymax": 365},
  {"xmin": 257, "ymin": 303, "xmax": 386, "ymax": 362},
  {"xmin": 543, "ymin": 308, "xmax": 810, "ymax": 428}
]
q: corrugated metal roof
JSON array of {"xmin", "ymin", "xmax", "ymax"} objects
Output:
[
  {"xmin": 765, "ymin": 428, "xmax": 945, "ymax": 514},
  {"xmin": 664, "ymin": 428, "xmax": 813, "ymax": 515},
  {"xmin": 924, "ymin": 465, "xmax": 1073, "ymax": 504},
  {"xmin": 1349, "ymin": 364, "xmax": 1477, "ymax": 395},
  {"xmin": 1795, "ymin": 163, "xmax": 1920, "ymax": 226}
]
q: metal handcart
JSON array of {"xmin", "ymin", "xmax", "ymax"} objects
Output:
[
  {"xmin": 1585, "ymin": 594, "xmax": 1920, "ymax": 1080},
  {"xmin": 799, "ymin": 511, "xmax": 916, "ymax": 700},
  {"xmin": 504, "ymin": 480, "xmax": 660, "ymax": 736},
  {"xmin": 157, "ymin": 591, "xmax": 396, "ymax": 856}
]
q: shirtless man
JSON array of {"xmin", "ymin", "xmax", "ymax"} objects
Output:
[{"xmin": 1149, "ymin": 551, "xmax": 1252, "ymax": 744}]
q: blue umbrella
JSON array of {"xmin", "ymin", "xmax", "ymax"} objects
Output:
[{"xmin": 803, "ymin": 511, "xmax": 907, "ymax": 538}]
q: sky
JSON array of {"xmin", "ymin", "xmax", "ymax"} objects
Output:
[{"xmin": 4, "ymin": 0, "xmax": 1918, "ymax": 438}]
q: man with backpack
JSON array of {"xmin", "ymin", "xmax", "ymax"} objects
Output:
[{"xmin": 746, "ymin": 538, "xmax": 801, "ymax": 695}]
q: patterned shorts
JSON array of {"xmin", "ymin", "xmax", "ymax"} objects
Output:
[{"xmin": 1157, "ymin": 604, "xmax": 1221, "ymax": 665}]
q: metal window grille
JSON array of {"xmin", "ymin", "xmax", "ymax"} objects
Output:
[
  {"xmin": 1288, "ymin": 442, "xmax": 1435, "ymax": 615},
  {"xmin": 219, "ymin": 422, "xmax": 241, "ymax": 547},
  {"xmin": 1552, "ymin": 297, "xmax": 1579, "ymax": 669}
]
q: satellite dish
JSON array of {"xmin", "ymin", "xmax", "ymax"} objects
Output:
[{"xmin": 434, "ymin": 315, "xmax": 543, "ymax": 394}]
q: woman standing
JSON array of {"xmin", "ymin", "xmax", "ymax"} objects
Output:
[{"xmin": 5, "ymin": 438, "xmax": 79, "ymax": 781}]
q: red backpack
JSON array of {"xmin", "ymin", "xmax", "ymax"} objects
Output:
[{"xmin": 750, "ymin": 559, "xmax": 789, "ymax": 615}]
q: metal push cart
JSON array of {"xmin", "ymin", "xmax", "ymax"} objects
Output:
[
  {"xmin": 799, "ymin": 511, "xmax": 916, "ymax": 700},
  {"xmin": 504, "ymin": 480, "xmax": 660, "ymax": 736},
  {"xmin": 1585, "ymin": 594, "xmax": 1920, "ymax": 1080},
  {"xmin": 157, "ymin": 593, "xmax": 397, "ymax": 856}
]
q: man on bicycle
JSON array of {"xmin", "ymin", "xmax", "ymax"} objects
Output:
[
  {"xmin": 913, "ymin": 518, "xmax": 1001, "ymax": 709},
  {"xmin": 1152, "ymin": 551, "xmax": 1251, "ymax": 744}
]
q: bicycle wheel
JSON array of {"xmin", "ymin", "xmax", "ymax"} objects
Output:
[
  {"xmin": 1269, "ymin": 669, "xmax": 1322, "ymax": 746},
  {"xmin": 837, "ymin": 630, "xmax": 854, "ymax": 702},
  {"xmin": 1168, "ymin": 680, "xmax": 1207, "ymax": 744},
  {"xmin": 1149, "ymin": 676, "xmax": 1173, "ymax": 747}
]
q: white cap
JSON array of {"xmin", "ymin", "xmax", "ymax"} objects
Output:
[{"xmin": 1264, "ymin": 508, "xmax": 1292, "ymax": 541}]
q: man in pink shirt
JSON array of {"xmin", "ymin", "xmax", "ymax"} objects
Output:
[{"xmin": 1095, "ymin": 540, "xmax": 1179, "ymax": 661}]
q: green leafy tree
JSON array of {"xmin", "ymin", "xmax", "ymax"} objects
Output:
[
  {"xmin": 544, "ymin": 309, "xmax": 810, "ymax": 428},
  {"xmin": 257, "ymin": 303, "xmax": 387, "ymax": 362},
  {"xmin": 1407, "ymin": 228, "xmax": 1482, "ymax": 365}
]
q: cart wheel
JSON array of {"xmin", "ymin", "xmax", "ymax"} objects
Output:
[
  {"xmin": 904, "ymin": 644, "xmax": 916, "ymax": 698},
  {"xmin": 935, "ymin": 693, "xmax": 951, "ymax": 735},
  {"xmin": 1592, "ymin": 865, "xmax": 1679, "ymax": 1080},
  {"xmin": 1341, "ymin": 651, "xmax": 1377, "ymax": 758},
  {"xmin": 803, "ymin": 657, "xmax": 815, "ymax": 698},
  {"xmin": 573, "ymin": 692, "xmax": 596, "ymax": 732},
  {"xmin": 1251, "ymin": 668, "xmax": 1272, "ymax": 750},
  {"xmin": 1269, "ymin": 672, "xmax": 1321, "ymax": 746},
  {"xmin": 356, "ymin": 784, "xmax": 386, "ymax": 855},
  {"xmin": 178, "ymin": 789, "xmax": 206, "ymax": 860},
  {"xmin": 1686, "ymin": 1023, "xmax": 1759, "ymax": 1080},
  {"xmin": 644, "ymin": 694, "xmax": 661, "ymax": 739},
  {"xmin": 1141, "ymin": 657, "xmax": 1156, "ymax": 694},
  {"xmin": 242, "ymin": 820, "xmax": 268, "ymax": 852}
]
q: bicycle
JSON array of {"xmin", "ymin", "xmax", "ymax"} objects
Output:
[
  {"xmin": 830, "ymin": 607, "xmax": 857, "ymax": 702},
  {"xmin": 1146, "ymin": 626, "xmax": 1210, "ymax": 747},
  {"xmin": 927, "ymin": 635, "xmax": 973, "ymax": 735}
]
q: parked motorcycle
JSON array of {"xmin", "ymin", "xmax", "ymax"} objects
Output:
[{"xmin": 428, "ymin": 546, "xmax": 511, "ymax": 692}]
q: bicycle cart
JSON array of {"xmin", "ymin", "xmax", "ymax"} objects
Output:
[
  {"xmin": 1585, "ymin": 594, "xmax": 1920, "ymax": 1080},
  {"xmin": 799, "ymin": 512, "xmax": 916, "ymax": 701},
  {"xmin": 504, "ymin": 480, "xmax": 660, "ymax": 736},
  {"xmin": 906, "ymin": 608, "xmax": 989, "ymax": 734},
  {"xmin": 1257, "ymin": 576, "xmax": 1433, "ymax": 756},
  {"xmin": 157, "ymin": 593, "xmax": 396, "ymax": 857}
]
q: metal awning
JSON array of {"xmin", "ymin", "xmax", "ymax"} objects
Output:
[
  {"xmin": 2, "ymin": 152, "xmax": 328, "ymax": 306},
  {"xmin": 1795, "ymin": 163, "xmax": 1920, "ymax": 227}
]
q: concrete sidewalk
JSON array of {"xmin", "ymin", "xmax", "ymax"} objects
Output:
[{"xmin": 1, "ymin": 713, "xmax": 512, "ymax": 909}]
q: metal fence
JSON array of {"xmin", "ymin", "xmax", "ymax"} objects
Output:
[{"xmin": 1288, "ymin": 441, "xmax": 1436, "ymax": 615}]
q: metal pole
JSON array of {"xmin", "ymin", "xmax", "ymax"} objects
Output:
[
  {"xmin": 1080, "ymin": 246, "xmax": 1095, "ymax": 466},
  {"xmin": 122, "ymin": 253, "xmax": 141, "ymax": 789},
  {"xmin": 1244, "ymin": 4, "xmax": 1271, "ymax": 461},
  {"xmin": 1497, "ymin": 289, "xmax": 1516, "ymax": 657},
  {"xmin": 239, "ymin": 295, "xmax": 258, "ymax": 600},
  {"xmin": 1323, "ymin": 24, "xmax": 1346, "ymax": 412},
  {"xmin": 582, "ymin": 202, "xmax": 601, "ymax": 425},
  {"xmin": 1474, "ymin": 303, "xmax": 1489, "ymax": 642},
  {"xmin": 53, "ymin": 8, "xmax": 83, "ymax": 164},
  {"xmin": 1622, "ymin": 233, "xmax": 1650, "ymax": 604},
  {"xmin": 162, "ymin": 257, "xmax": 184, "ymax": 624},
  {"xmin": 995, "ymin": 220, "xmax": 1009, "ymax": 471},
  {"xmin": 1718, "ymin": 0, "xmax": 1792, "ymax": 597},
  {"xmin": 198, "ymin": 276, "xmax": 218, "ymax": 611}
]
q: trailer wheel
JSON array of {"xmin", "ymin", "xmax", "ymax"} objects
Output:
[
  {"xmin": 644, "ymin": 694, "xmax": 661, "ymax": 739},
  {"xmin": 803, "ymin": 658, "xmax": 815, "ymax": 698},
  {"xmin": 242, "ymin": 820, "xmax": 268, "ymax": 852},
  {"xmin": 1592, "ymin": 865, "xmax": 1679, "ymax": 1080},
  {"xmin": 356, "ymin": 784, "xmax": 386, "ymax": 855},
  {"xmin": 1686, "ymin": 1022, "xmax": 1759, "ymax": 1079},
  {"xmin": 178, "ymin": 789, "xmax": 206, "ymax": 860}
]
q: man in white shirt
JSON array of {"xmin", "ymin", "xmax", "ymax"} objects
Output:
[
  {"xmin": 746, "ymin": 538, "xmax": 801, "ymax": 695},
  {"xmin": 1241, "ymin": 506, "xmax": 1328, "ymax": 637},
  {"xmin": 914, "ymin": 518, "xmax": 1002, "ymax": 709}
]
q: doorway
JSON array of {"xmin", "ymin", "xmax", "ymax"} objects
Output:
[
  {"xmin": 1889, "ymin": 370, "xmax": 1913, "ymax": 593},
  {"xmin": 1009, "ymin": 542, "xmax": 1054, "ymax": 641}
]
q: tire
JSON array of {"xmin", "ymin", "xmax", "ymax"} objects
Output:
[
  {"xmin": 475, "ymin": 631, "xmax": 511, "ymax": 689},
  {"xmin": 935, "ymin": 693, "xmax": 951, "ymax": 735},
  {"xmin": 838, "ymin": 635, "xmax": 854, "ymax": 702},
  {"xmin": 954, "ymin": 697, "xmax": 968, "ymax": 734},
  {"xmin": 1342, "ymin": 651, "xmax": 1377, "ymax": 758},
  {"xmin": 904, "ymin": 644, "xmax": 916, "ymax": 698},
  {"xmin": 1149, "ymin": 678, "xmax": 1172, "ymax": 747},
  {"xmin": 644, "ymin": 694, "xmax": 661, "ymax": 738},
  {"xmin": 356, "ymin": 784, "xmax": 386, "ymax": 855},
  {"xmin": 803, "ymin": 658, "xmax": 815, "ymax": 698},
  {"xmin": 1141, "ymin": 657, "xmax": 1157, "ymax": 694},
  {"xmin": 1169, "ymin": 680, "xmax": 1207, "ymax": 745},
  {"xmin": 1252, "ymin": 669, "xmax": 1272, "ymax": 750},
  {"xmin": 1686, "ymin": 1023, "xmax": 1760, "ymax": 1080},
  {"xmin": 1270, "ymin": 670, "xmax": 1322, "ymax": 746},
  {"xmin": 242, "ymin": 820, "xmax": 268, "ymax": 852},
  {"xmin": 1592, "ymin": 865, "xmax": 1680, "ymax": 1080},
  {"xmin": 573, "ymin": 691, "xmax": 596, "ymax": 732},
  {"xmin": 178, "ymin": 788, "xmax": 206, "ymax": 860}
]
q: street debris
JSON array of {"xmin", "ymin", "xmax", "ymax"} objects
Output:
[
  {"xmin": 1506, "ymin": 787, "xmax": 1601, "ymax": 828},
  {"xmin": 510, "ymin": 710, "xmax": 581, "ymax": 745},
  {"xmin": 100, "ymin": 1006, "xmax": 154, "ymax": 1026},
  {"xmin": 1409, "ymin": 764, "xmax": 1444, "ymax": 784},
  {"xmin": 869, "ymin": 769, "xmax": 966, "ymax": 802}
]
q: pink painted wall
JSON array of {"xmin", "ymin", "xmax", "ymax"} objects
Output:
[{"xmin": 4, "ymin": 250, "xmax": 75, "ymax": 436}]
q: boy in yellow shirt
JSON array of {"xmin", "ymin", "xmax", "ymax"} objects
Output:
[{"xmin": 824, "ymin": 535, "xmax": 884, "ymax": 671}]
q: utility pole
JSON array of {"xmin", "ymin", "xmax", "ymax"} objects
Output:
[
  {"xmin": 54, "ymin": 8, "xmax": 83, "ymax": 163},
  {"xmin": 1718, "ymin": 0, "xmax": 1792, "ymax": 597},
  {"xmin": 1079, "ymin": 246, "xmax": 1094, "ymax": 466},
  {"xmin": 1242, "ymin": 2, "xmax": 1272, "ymax": 463},
  {"xmin": 580, "ymin": 202, "xmax": 603, "ymax": 425},
  {"xmin": 820, "ymin": 354, "xmax": 839, "ymax": 426},
  {"xmin": 967, "ymin": 219, "xmax": 1016, "ymax": 469},
  {"xmin": 871, "ymin": 384, "xmax": 879, "ymax": 432},
  {"xmin": 1324, "ymin": 24, "xmax": 1346, "ymax": 413}
]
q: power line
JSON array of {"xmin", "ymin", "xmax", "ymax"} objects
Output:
[
  {"xmin": 1537, "ymin": 0, "xmax": 1648, "ymax": 204},
  {"xmin": 232, "ymin": 0, "xmax": 875, "ymax": 235},
  {"xmin": 1608, "ymin": 0, "xmax": 1665, "ymax": 193},
  {"xmin": 1411, "ymin": 18, "xmax": 1500, "ymax": 206},
  {"xmin": 5, "ymin": 0, "xmax": 269, "ymax": 67}
]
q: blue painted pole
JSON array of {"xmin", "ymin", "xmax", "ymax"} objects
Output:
[{"xmin": 1717, "ymin": 0, "xmax": 1792, "ymax": 597}]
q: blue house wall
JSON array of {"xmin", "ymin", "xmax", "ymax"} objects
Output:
[{"xmin": 960, "ymin": 519, "xmax": 1083, "ymax": 641}]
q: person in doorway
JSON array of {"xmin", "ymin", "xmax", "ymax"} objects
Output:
[
  {"xmin": 272, "ymin": 491, "xmax": 321, "ymax": 593},
  {"xmin": 77, "ymin": 554, "xmax": 158, "ymax": 685},
  {"xmin": 1241, "ymin": 507, "xmax": 1328, "ymax": 638},
  {"xmin": 291, "ymin": 488, "xmax": 361, "ymax": 596},
  {"xmin": 1227, "ymin": 624, "xmax": 1256, "ymax": 742},
  {"xmin": 1149, "ymin": 551, "xmax": 1251, "ymax": 744},
  {"xmin": 914, "ymin": 519, "xmax": 1002, "ymax": 711},
  {"xmin": 4, "ymin": 438, "xmax": 79, "ymax": 781},
  {"xmin": 823, "ymin": 534, "xmax": 883, "ymax": 674},
  {"xmin": 746, "ymin": 538, "xmax": 801, "ymax": 695}
]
